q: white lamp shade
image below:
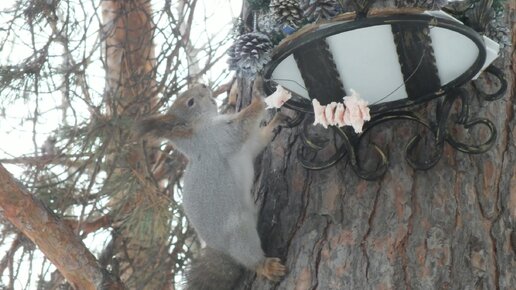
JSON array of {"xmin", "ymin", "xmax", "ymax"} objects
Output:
[{"xmin": 266, "ymin": 10, "xmax": 500, "ymax": 111}]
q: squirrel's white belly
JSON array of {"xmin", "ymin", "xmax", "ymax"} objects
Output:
[{"xmin": 182, "ymin": 157, "xmax": 257, "ymax": 253}]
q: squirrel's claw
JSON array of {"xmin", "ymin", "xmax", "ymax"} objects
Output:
[
  {"xmin": 270, "ymin": 112, "xmax": 289, "ymax": 136},
  {"xmin": 257, "ymin": 257, "xmax": 287, "ymax": 282}
]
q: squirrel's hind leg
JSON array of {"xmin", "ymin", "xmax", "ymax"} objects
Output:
[
  {"xmin": 226, "ymin": 219, "xmax": 287, "ymax": 282},
  {"xmin": 226, "ymin": 220, "xmax": 264, "ymax": 269}
]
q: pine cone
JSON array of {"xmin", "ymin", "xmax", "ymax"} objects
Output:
[
  {"xmin": 270, "ymin": 0, "xmax": 303, "ymax": 27},
  {"xmin": 416, "ymin": 0, "xmax": 448, "ymax": 10},
  {"xmin": 257, "ymin": 12, "xmax": 279, "ymax": 35},
  {"xmin": 301, "ymin": 0, "xmax": 341, "ymax": 22},
  {"xmin": 227, "ymin": 32, "xmax": 273, "ymax": 78},
  {"xmin": 486, "ymin": 11, "xmax": 510, "ymax": 51}
]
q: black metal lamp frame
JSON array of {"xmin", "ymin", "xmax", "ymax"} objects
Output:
[{"xmin": 263, "ymin": 13, "xmax": 507, "ymax": 180}]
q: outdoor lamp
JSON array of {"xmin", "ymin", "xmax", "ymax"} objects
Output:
[{"xmin": 263, "ymin": 9, "xmax": 507, "ymax": 180}]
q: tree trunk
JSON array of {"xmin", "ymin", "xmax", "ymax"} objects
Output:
[
  {"xmin": 101, "ymin": 1, "xmax": 170, "ymax": 289},
  {"xmin": 240, "ymin": 3, "xmax": 515, "ymax": 290}
]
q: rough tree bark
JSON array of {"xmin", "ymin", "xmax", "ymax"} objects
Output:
[
  {"xmin": 237, "ymin": 2, "xmax": 515, "ymax": 290},
  {"xmin": 0, "ymin": 165, "xmax": 124, "ymax": 290}
]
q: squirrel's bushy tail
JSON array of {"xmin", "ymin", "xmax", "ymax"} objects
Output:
[{"xmin": 185, "ymin": 247, "xmax": 244, "ymax": 290}]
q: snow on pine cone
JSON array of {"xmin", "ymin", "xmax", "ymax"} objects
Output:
[
  {"xmin": 257, "ymin": 11, "xmax": 280, "ymax": 35},
  {"xmin": 417, "ymin": 0, "xmax": 448, "ymax": 10},
  {"xmin": 269, "ymin": 0, "xmax": 303, "ymax": 27},
  {"xmin": 486, "ymin": 11, "xmax": 511, "ymax": 51},
  {"xmin": 227, "ymin": 32, "xmax": 273, "ymax": 78},
  {"xmin": 301, "ymin": 0, "xmax": 341, "ymax": 22}
]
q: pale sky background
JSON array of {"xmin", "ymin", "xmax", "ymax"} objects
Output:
[
  {"xmin": 0, "ymin": 0, "xmax": 241, "ymax": 288},
  {"xmin": 0, "ymin": 0, "xmax": 241, "ymax": 169}
]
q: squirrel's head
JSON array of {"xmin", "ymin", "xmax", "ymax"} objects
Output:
[
  {"xmin": 135, "ymin": 84, "xmax": 217, "ymax": 140},
  {"xmin": 169, "ymin": 84, "xmax": 217, "ymax": 121}
]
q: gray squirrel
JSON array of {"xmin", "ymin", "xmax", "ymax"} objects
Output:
[{"xmin": 136, "ymin": 77, "xmax": 287, "ymax": 289}]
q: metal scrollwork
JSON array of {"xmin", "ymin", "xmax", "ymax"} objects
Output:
[
  {"xmin": 293, "ymin": 68, "xmax": 506, "ymax": 180},
  {"xmin": 263, "ymin": 6, "xmax": 508, "ymax": 180},
  {"xmin": 473, "ymin": 65, "xmax": 508, "ymax": 101},
  {"xmin": 283, "ymin": 110, "xmax": 306, "ymax": 128},
  {"xmin": 297, "ymin": 115, "xmax": 348, "ymax": 171}
]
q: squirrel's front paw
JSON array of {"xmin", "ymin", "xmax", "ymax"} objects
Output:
[
  {"xmin": 256, "ymin": 257, "xmax": 287, "ymax": 282},
  {"xmin": 253, "ymin": 75, "xmax": 263, "ymax": 91},
  {"xmin": 252, "ymin": 75, "xmax": 266, "ymax": 100}
]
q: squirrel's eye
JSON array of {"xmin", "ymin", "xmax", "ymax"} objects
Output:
[{"xmin": 187, "ymin": 98, "xmax": 195, "ymax": 107}]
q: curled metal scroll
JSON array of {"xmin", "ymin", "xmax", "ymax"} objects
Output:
[
  {"xmin": 297, "ymin": 115, "xmax": 349, "ymax": 171},
  {"xmin": 293, "ymin": 69, "xmax": 506, "ymax": 180},
  {"xmin": 283, "ymin": 110, "xmax": 306, "ymax": 128},
  {"xmin": 446, "ymin": 118, "xmax": 496, "ymax": 153},
  {"xmin": 473, "ymin": 65, "xmax": 507, "ymax": 101}
]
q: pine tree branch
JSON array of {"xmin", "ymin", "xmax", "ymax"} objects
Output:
[
  {"xmin": 0, "ymin": 164, "xmax": 125, "ymax": 290},
  {"xmin": 0, "ymin": 154, "xmax": 91, "ymax": 167},
  {"xmin": 212, "ymin": 80, "xmax": 233, "ymax": 97},
  {"xmin": 64, "ymin": 214, "xmax": 113, "ymax": 237}
]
